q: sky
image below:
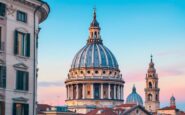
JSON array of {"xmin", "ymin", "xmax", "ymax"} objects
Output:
[{"xmin": 37, "ymin": 0, "xmax": 185, "ymax": 111}]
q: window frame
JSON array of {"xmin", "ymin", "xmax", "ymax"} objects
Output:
[
  {"xmin": 16, "ymin": 10, "xmax": 27, "ymax": 23},
  {"xmin": 13, "ymin": 103, "xmax": 29, "ymax": 115},
  {"xmin": 16, "ymin": 70, "xmax": 29, "ymax": 91},
  {"xmin": 14, "ymin": 30, "xmax": 30, "ymax": 57},
  {"xmin": 0, "ymin": 2, "xmax": 6, "ymax": 17}
]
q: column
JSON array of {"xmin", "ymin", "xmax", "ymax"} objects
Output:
[
  {"xmin": 117, "ymin": 85, "xmax": 120, "ymax": 100},
  {"xmin": 68, "ymin": 85, "xmax": 71, "ymax": 99},
  {"xmin": 71, "ymin": 85, "xmax": 74, "ymax": 99},
  {"xmin": 91, "ymin": 84, "xmax": 94, "ymax": 99},
  {"xmin": 108, "ymin": 84, "xmax": 110, "ymax": 99},
  {"xmin": 114, "ymin": 85, "xmax": 116, "ymax": 99},
  {"xmin": 76, "ymin": 84, "xmax": 79, "ymax": 99},
  {"xmin": 120, "ymin": 85, "xmax": 122, "ymax": 100},
  {"xmin": 66, "ymin": 85, "xmax": 68, "ymax": 99},
  {"xmin": 83, "ymin": 84, "xmax": 85, "ymax": 99},
  {"xmin": 101, "ymin": 84, "xmax": 103, "ymax": 99},
  {"xmin": 120, "ymin": 85, "xmax": 123, "ymax": 100}
]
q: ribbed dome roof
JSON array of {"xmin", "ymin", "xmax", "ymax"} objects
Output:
[
  {"xmin": 71, "ymin": 9, "xmax": 119, "ymax": 69},
  {"xmin": 71, "ymin": 44, "xmax": 118, "ymax": 69},
  {"xmin": 126, "ymin": 85, "xmax": 143, "ymax": 105}
]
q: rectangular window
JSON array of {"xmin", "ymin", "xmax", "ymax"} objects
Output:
[
  {"xmin": 16, "ymin": 70, "xmax": 29, "ymax": 91},
  {"xmin": 14, "ymin": 30, "xmax": 30, "ymax": 57},
  {"xmin": 17, "ymin": 11, "xmax": 27, "ymax": 23},
  {"xmin": 0, "ymin": 101, "xmax": 5, "ymax": 115},
  {"xmin": 13, "ymin": 103, "xmax": 29, "ymax": 115},
  {"xmin": 0, "ymin": 3, "xmax": 6, "ymax": 17},
  {"xmin": 0, "ymin": 66, "xmax": 6, "ymax": 88}
]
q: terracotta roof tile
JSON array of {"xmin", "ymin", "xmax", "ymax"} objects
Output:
[{"xmin": 86, "ymin": 108, "xmax": 117, "ymax": 115}]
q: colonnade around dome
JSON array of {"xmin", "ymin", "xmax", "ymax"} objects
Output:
[{"xmin": 66, "ymin": 83, "xmax": 124, "ymax": 101}]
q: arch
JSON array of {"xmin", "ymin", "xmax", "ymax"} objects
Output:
[
  {"xmin": 156, "ymin": 94, "xmax": 158, "ymax": 101},
  {"xmin": 149, "ymin": 82, "xmax": 152, "ymax": 88},
  {"xmin": 148, "ymin": 94, "xmax": 152, "ymax": 101},
  {"xmin": 95, "ymin": 31, "xmax": 97, "ymax": 38}
]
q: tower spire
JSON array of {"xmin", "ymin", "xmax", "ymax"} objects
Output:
[
  {"xmin": 151, "ymin": 54, "xmax": 153, "ymax": 63},
  {"xmin": 132, "ymin": 84, "xmax": 136, "ymax": 93},
  {"xmin": 93, "ymin": 7, "xmax": 96, "ymax": 20}
]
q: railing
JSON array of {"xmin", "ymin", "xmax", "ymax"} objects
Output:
[{"xmin": 67, "ymin": 75, "xmax": 124, "ymax": 81}]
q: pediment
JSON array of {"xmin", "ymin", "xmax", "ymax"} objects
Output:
[
  {"xmin": 13, "ymin": 63, "xmax": 28, "ymax": 69},
  {"xmin": 12, "ymin": 97, "xmax": 28, "ymax": 102}
]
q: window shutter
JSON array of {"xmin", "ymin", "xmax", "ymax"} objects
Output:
[
  {"xmin": 25, "ymin": 72, "xmax": 29, "ymax": 91},
  {"xmin": 0, "ymin": 3, "xmax": 6, "ymax": 17},
  {"xmin": 16, "ymin": 71, "xmax": 22, "ymax": 90},
  {"xmin": 14, "ymin": 30, "xmax": 18, "ymax": 55},
  {"xmin": 12, "ymin": 103, "xmax": 16, "ymax": 115},
  {"xmin": 26, "ymin": 33, "xmax": 30, "ymax": 57},
  {"xmin": 0, "ymin": 66, "xmax": 2, "ymax": 87},
  {"xmin": 16, "ymin": 71, "xmax": 19, "ymax": 90},
  {"xmin": 2, "ymin": 66, "xmax": 6, "ymax": 88},
  {"xmin": 24, "ymin": 104, "xmax": 29, "ymax": 115}
]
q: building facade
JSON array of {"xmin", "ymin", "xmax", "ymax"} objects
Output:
[
  {"xmin": 65, "ymin": 10, "xmax": 125, "ymax": 114},
  {"xmin": 0, "ymin": 0, "xmax": 49, "ymax": 115},
  {"xmin": 145, "ymin": 56, "xmax": 160, "ymax": 113}
]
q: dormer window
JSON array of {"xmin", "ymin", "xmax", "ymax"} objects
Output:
[
  {"xmin": 0, "ymin": 3, "xmax": 6, "ymax": 17},
  {"xmin": 17, "ymin": 10, "xmax": 27, "ymax": 23}
]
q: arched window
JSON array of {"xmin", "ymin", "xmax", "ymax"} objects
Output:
[
  {"xmin": 156, "ymin": 94, "xmax": 158, "ymax": 101},
  {"xmin": 149, "ymin": 82, "xmax": 152, "ymax": 88},
  {"xmin": 148, "ymin": 94, "xmax": 152, "ymax": 101},
  {"xmin": 95, "ymin": 32, "xmax": 97, "ymax": 38}
]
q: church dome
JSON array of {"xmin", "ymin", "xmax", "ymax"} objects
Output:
[
  {"xmin": 71, "ymin": 44, "xmax": 118, "ymax": 69},
  {"xmin": 126, "ymin": 85, "xmax": 143, "ymax": 105},
  {"xmin": 71, "ymin": 9, "xmax": 118, "ymax": 69}
]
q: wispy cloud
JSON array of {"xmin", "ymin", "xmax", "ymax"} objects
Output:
[
  {"xmin": 38, "ymin": 81, "xmax": 64, "ymax": 87},
  {"xmin": 157, "ymin": 50, "xmax": 185, "ymax": 57}
]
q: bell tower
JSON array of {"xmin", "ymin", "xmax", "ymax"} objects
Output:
[{"xmin": 145, "ymin": 55, "xmax": 160, "ymax": 112}]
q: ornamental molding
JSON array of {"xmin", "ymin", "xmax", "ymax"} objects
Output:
[
  {"xmin": 6, "ymin": 4, "xmax": 17, "ymax": 16},
  {"xmin": 13, "ymin": 63, "xmax": 28, "ymax": 70},
  {"xmin": 12, "ymin": 97, "xmax": 29, "ymax": 102}
]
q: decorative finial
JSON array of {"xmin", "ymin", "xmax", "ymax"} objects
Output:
[
  {"xmin": 150, "ymin": 54, "xmax": 153, "ymax": 62},
  {"xmin": 132, "ymin": 84, "xmax": 136, "ymax": 93},
  {"xmin": 93, "ymin": 7, "xmax": 96, "ymax": 20}
]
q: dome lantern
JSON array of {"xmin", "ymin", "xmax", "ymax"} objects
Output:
[{"xmin": 87, "ymin": 8, "xmax": 102, "ymax": 44}]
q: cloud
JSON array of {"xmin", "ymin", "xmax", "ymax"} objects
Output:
[
  {"xmin": 156, "ymin": 50, "xmax": 185, "ymax": 57},
  {"xmin": 38, "ymin": 81, "xmax": 64, "ymax": 87}
]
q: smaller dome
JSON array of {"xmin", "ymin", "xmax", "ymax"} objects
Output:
[{"xmin": 126, "ymin": 85, "xmax": 143, "ymax": 105}]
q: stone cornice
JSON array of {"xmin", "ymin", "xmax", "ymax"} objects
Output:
[{"xmin": 12, "ymin": 0, "xmax": 50, "ymax": 23}]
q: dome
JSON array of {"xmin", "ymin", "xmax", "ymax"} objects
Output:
[
  {"xmin": 71, "ymin": 44, "xmax": 118, "ymax": 69},
  {"xmin": 126, "ymin": 85, "xmax": 143, "ymax": 105},
  {"xmin": 71, "ymin": 9, "xmax": 118, "ymax": 69}
]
